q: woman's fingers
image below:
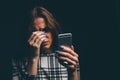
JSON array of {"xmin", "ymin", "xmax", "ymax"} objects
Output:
[
  {"xmin": 59, "ymin": 46, "xmax": 78, "ymax": 58},
  {"xmin": 58, "ymin": 56, "xmax": 77, "ymax": 66},
  {"xmin": 67, "ymin": 65, "xmax": 75, "ymax": 69},
  {"xmin": 58, "ymin": 51, "xmax": 78, "ymax": 63},
  {"xmin": 71, "ymin": 45, "xmax": 74, "ymax": 51},
  {"xmin": 28, "ymin": 31, "xmax": 46, "ymax": 48},
  {"xmin": 35, "ymin": 35, "xmax": 46, "ymax": 47},
  {"xmin": 56, "ymin": 45, "xmax": 79, "ymax": 70},
  {"xmin": 28, "ymin": 31, "xmax": 44, "ymax": 41},
  {"xmin": 28, "ymin": 31, "xmax": 39, "ymax": 42},
  {"xmin": 35, "ymin": 34, "xmax": 46, "ymax": 44}
]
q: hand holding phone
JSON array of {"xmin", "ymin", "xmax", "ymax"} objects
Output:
[
  {"xmin": 57, "ymin": 33, "xmax": 72, "ymax": 65},
  {"xmin": 56, "ymin": 33, "xmax": 78, "ymax": 70}
]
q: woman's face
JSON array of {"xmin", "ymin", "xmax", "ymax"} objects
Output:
[{"xmin": 34, "ymin": 17, "xmax": 53, "ymax": 49}]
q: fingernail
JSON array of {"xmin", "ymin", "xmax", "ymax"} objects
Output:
[
  {"xmin": 54, "ymin": 50, "xmax": 59, "ymax": 53},
  {"xmin": 54, "ymin": 50, "xmax": 59, "ymax": 57},
  {"xmin": 44, "ymin": 33, "xmax": 47, "ymax": 36},
  {"xmin": 59, "ymin": 45, "xmax": 64, "ymax": 49},
  {"xmin": 44, "ymin": 35, "xmax": 47, "ymax": 38}
]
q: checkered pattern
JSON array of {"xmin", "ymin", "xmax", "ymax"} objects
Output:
[{"xmin": 12, "ymin": 53, "xmax": 80, "ymax": 80}]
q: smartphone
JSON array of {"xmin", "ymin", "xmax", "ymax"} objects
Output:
[
  {"xmin": 58, "ymin": 33, "xmax": 72, "ymax": 48},
  {"xmin": 58, "ymin": 33, "xmax": 72, "ymax": 65}
]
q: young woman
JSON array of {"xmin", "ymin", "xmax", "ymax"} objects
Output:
[{"xmin": 12, "ymin": 7, "xmax": 79, "ymax": 80}]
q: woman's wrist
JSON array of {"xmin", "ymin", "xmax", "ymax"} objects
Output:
[
  {"xmin": 27, "ymin": 57, "xmax": 39, "ymax": 75},
  {"xmin": 68, "ymin": 68, "xmax": 77, "ymax": 75},
  {"xmin": 28, "ymin": 57, "xmax": 39, "ymax": 64},
  {"xmin": 67, "ymin": 68, "xmax": 78, "ymax": 80},
  {"xmin": 29, "ymin": 46, "xmax": 40, "ymax": 58}
]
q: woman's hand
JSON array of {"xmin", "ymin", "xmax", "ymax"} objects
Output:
[
  {"xmin": 56, "ymin": 46, "xmax": 79, "ymax": 80},
  {"xmin": 57, "ymin": 45, "xmax": 79, "ymax": 71},
  {"xmin": 28, "ymin": 31, "xmax": 46, "ymax": 58},
  {"xmin": 27, "ymin": 31, "xmax": 46, "ymax": 75}
]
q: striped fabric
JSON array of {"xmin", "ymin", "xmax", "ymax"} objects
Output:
[{"xmin": 12, "ymin": 53, "xmax": 80, "ymax": 80}]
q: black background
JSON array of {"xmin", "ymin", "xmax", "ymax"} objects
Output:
[{"xmin": 0, "ymin": 0, "xmax": 120, "ymax": 80}]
